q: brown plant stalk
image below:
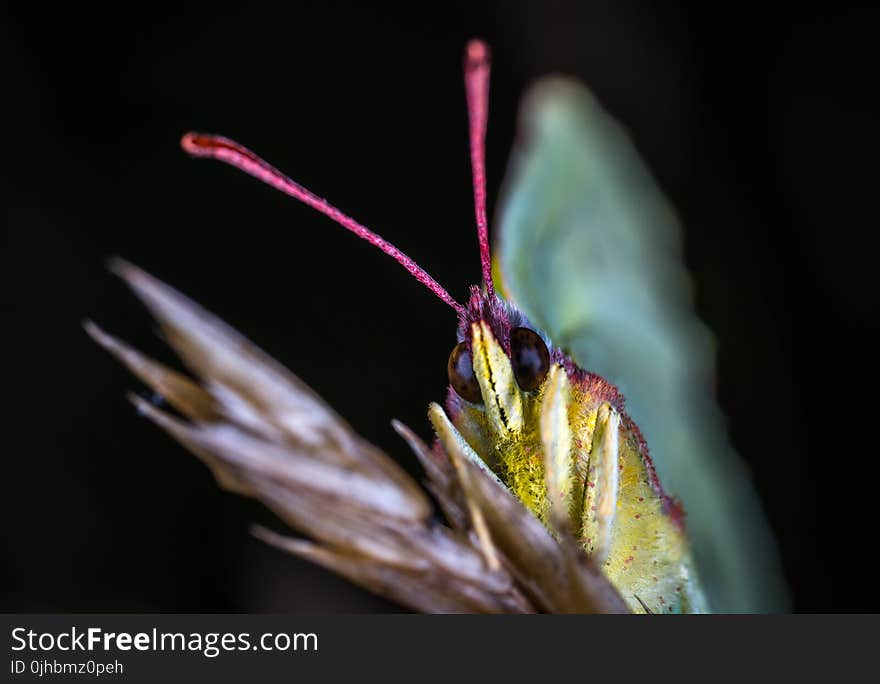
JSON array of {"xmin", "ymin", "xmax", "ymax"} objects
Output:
[{"xmin": 86, "ymin": 260, "xmax": 628, "ymax": 614}]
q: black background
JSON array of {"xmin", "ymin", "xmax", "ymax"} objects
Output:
[{"xmin": 2, "ymin": 2, "xmax": 876, "ymax": 612}]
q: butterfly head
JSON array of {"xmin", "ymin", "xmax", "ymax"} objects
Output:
[
  {"xmin": 442, "ymin": 276, "xmax": 624, "ymax": 499},
  {"xmin": 447, "ymin": 285, "xmax": 552, "ymax": 422}
]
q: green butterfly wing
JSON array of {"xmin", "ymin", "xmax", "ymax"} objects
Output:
[{"xmin": 495, "ymin": 77, "xmax": 788, "ymax": 612}]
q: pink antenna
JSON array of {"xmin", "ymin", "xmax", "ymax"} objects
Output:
[
  {"xmin": 464, "ymin": 39, "xmax": 494, "ymax": 298},
  {"xmin": 181, "ymin": 132, "xmax": 466, "ymax": 316}
]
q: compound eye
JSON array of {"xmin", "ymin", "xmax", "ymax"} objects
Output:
[
  {"xmin": 447, "ymin": 342, "xmax": 482, "ymax": 404},
  {"xmin": 510, "ymin": 327, "xmax": 550, "ymax": 391}
]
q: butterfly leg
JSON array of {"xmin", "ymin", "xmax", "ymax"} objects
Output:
[
  {"xmin": 581, "ymin": 402, "xmax": 621, "ymax": 563},
  {"xmin": 540, "ymin": 364, "xmax": 577, "ymax": 533}
]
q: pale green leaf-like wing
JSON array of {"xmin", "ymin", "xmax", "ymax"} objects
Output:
[{"xmin": 495, "ymin": 77, "xmax": 788, "ymax": 612}]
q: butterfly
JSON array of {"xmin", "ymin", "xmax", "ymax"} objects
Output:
[{"xmin": 95, "ymin": 39, "xmax": 785, "ymax": 613}]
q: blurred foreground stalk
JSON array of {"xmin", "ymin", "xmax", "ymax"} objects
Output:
[{"xmin": 87, "ymin": 261, "xmax": 627, "ymax": 614}]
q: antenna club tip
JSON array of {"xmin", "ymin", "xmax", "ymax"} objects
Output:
[
  {"xmin": 180, "ymin": 131, "xmax": 213, "ymax": 157},
  {"xmin": 465, "ymin": 39, "xmax": 490, "ymax": 69}
]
